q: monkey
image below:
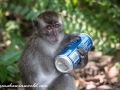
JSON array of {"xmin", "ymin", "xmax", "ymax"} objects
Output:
[{"xmin": 18, "ymin": 11, "xmax": 88, "ymax": 90}]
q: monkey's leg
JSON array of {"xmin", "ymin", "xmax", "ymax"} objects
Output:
[{"xmin": 48, "ymin": 74, "xmax": 77, "ymax": 90}]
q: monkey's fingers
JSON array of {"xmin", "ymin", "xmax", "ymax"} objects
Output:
[
  {"xmin": 70, "ymin": 34, "xmax": 81, "ymax": 43},
  {"xmin": 77, "ymin": 47, "xmax": 88, "ymax": 56},
  {"xmin": 77, "ymin": 47, "xmax": 88, "ymax": 67}
]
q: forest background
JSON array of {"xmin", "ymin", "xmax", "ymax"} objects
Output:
[{"xmin": 0, "ymin": 0, "xmax": 120, "ymax": 89}]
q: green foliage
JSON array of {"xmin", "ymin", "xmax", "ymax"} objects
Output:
[
  {"xmin": 0, "ymin": 31, "xmax": 24, "ymax": 83},
  {"xmin": 0, "ymin": 0, "xmax": 120, "ymax": 84},
  {"xmin": 118, "ymin": 74, "xmax": 120, "ymax": 79},
  {"xmin": 115, "ymin": 62, "xmax": 120, "ymax": 68},
  {"xmin": 0, "ymin": 49, "xmax": 23, "ymax": 84},
  {"xmin": 0, "ymin": 33, "xmax": 24, "ymax": 84},
  {"xmin": 115, "ymin": 62, "xmax": 120, "ymax": 79},
  {"xmin": 0, "ymin": 2, "xmax": 25, "ymax": 83}
]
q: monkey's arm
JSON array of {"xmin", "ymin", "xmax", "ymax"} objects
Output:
[
  {"xmin": 63, "ymin": 34, "xmax": 88, "ymax": 69},
  {"xmin": 56, "ymin": 33, "xmax": 80, "ymax": 55},
  {"xmin": 59, "ymin": 33, "xmax": 80, "ymax": 49},
  {"xmin": 68, "ymin": 34, "xmax": 88, "ymax": 69},
  {"xmin": 58, "ymin": 33, "xmax": 88, "ymax": 69}
]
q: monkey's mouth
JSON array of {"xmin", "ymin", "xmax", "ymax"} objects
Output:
[
  {"xmin": 52, "ymin": 36, "xmax": 59, "ymax": 43},
  {"xmin": 53, "ymin": 38, "xmax": 58, "ymax": 42}
]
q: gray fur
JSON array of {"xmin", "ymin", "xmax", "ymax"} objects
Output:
[{"xmin": 19, "ymin": 11, "xmax": 88, "ymax": 90}]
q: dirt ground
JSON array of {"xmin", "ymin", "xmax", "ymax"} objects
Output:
[{"xmin": 72, "ymin": 51, "xmax": 120, "ymax": 90}]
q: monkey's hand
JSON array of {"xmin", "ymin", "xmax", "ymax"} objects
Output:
[
  {"xmin": 61, "ymin": 33, "xmax": 80, "ymax": 50},
  {"xmin": 76, "ymin": 47, "xmax": 88, "ymax": 68},
  {"xmin": 69, "ymin": 33, "xmax": 80, "ymax": 43}
]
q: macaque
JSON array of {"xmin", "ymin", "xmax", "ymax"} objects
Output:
[{"xmin": 19, "ymin": 11, "xmax": 88, "ymax": 90}]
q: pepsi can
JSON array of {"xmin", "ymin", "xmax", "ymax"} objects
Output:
[{"xmin": 55, "ymin": 33, "xmax": 93, "ymax": 73}]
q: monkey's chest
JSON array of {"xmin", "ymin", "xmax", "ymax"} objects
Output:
[{"xmin": 38, "ymin": 71, "xmax": 58, "ymax": 86}]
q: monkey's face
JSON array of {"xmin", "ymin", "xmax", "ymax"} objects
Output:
[
  {"xmin": 33, "ymin": 11, "xmax": 63, "ymax": 44},
  {"xmin": 43, "ymin": 23, "xmax": 63, "ymax": 43}
]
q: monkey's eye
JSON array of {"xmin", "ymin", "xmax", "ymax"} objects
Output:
[
  {"xmin": 47, "ymin": 26, "xmax": 52, "ymax": 30},
  {"xmin": 55, "ymin": 24, "xmax": 59, "ymax": 28}
]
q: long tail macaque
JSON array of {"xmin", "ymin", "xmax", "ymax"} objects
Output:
[{"xmin": 19, "ymin": 11, "xmax": 88, "ymax": 90}]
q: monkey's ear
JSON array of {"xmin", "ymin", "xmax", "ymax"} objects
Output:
[{"xmin": 32, "ymin": 18, "xmax": 38, "ymax": 30}]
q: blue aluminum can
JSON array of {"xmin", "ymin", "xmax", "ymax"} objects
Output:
[{"xmin": 55, "ymin": 33, "xmax": 93, "ymax": 73}]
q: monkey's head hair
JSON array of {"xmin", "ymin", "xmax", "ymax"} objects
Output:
[
  {"xmin": 32, "ymin": 11, "xmax": 63, "ymax": 33},
  {"xmin": 38, "ymin": 11, "xmax": 62, "ymax": 24}
]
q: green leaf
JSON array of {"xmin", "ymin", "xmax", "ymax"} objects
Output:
[
  {"xmin": 115, "ymin": 62, "xmax": 120, "ymax": 68},
  {"xmin": 0, "ymin": 65, "xmax": 7, "ymax": 83},
  {"xmin": 20, "ymin": 7, "xmax": 30, "ymax": 15},
  {"xmin": 118, "ymin": 74, "xmax": 120, "ymax": 79},
  {"xmin": 73, "ymin": 0, "xmax": 78, "ymax": 5},
  {"xmin": 10, "ymin": 32, "xmax": 25, "ymax": 48},
  {"xmin": 0, "ymin": 50, "xmax": 22, "ymax": 61},
  {"xmin": 9, "ymin": 4, "xmax": 16, "ymax": 11},
  {"xmin": 7, "ymin": 76, "xmax": 13, "ymax": 82},
  {"xmin": 7, "ymin": 65, "xmax": 19, "ymax": 73},
  {"xmin": 14, "ymin": 73, "xmax": 21, "ymax": 81},
  {"xmin": 14, "ymin": 5, "xmax": 22, "ymax": 14},
  {"xmin": 8, "ymin": 72, "xmax": 15, "ymax": 77},
  {"xmin": 26, "ymin": 9, "xmax": 37, "ymax": 20},
  {"xmin": 6, "ymin": 21, "xmax": 19, "ymax": 31},
  {"xmin": 0, "ymin": 50, "xmax": 22, "ymax": 65}
]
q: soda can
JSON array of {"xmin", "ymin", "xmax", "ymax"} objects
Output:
[{"xmin": 55, "ymin": 33, "xmax": 93, "ymax": 73}]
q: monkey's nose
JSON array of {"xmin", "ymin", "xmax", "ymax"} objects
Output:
[
  {"xmin": 53, "ymin": 30, "xmax": 58, "ymax": 37},
  {"xmin": 54, "ymin": 36, "xmax": 58, "ymax": 42}
]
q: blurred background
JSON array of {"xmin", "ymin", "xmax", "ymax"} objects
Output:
[{"xmin": 0, "ymin": 0, "xmax": 120, "ymax": 90}]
